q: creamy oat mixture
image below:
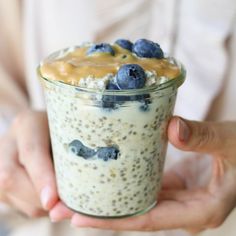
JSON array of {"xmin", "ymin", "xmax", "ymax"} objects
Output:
[{"xmin": 39, "ymin": 40, "xmax": 183, "ymax": 217}]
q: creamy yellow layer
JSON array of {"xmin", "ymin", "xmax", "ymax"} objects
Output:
[{"xmin": 40, "ymin": 44, "xmax": 180, "ymax": 85}]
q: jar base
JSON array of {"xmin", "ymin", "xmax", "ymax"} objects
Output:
[{"xmin": 63, "ymin": 201, "xmax": 157, "ymax": 219}]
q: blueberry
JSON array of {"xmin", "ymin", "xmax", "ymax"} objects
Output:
[
  {"xmin": 129, "ymin": 94, "xmax": 151, "ymax": 112},
  {"xmin": 101, "ymin": 95, "xmax": 119, "ymax": 110},
  {"xmin": 107, "ymin": 81, "xmax": 120, "ymax": 90},
  {"xmin": 101, "ymin": 82, "xmax": 125, "ymax": 109},
  {"xmin": 68, "ymin": 140, "xmax": 96, "ymax": 159},
  {"xmin": 116, "ymin": 64, "xmax": 146, "ymax": 89},
  {"xmin": 115, "ymin": 39, "xmax": 133, "ymax": 51},
  {"xmin": 139, "ymin": 99, "xmax": 151, "ymax": 112},
  {"xmin": 87, "ymin": 43, "xmax": 115, "ymax": 56},
  {"xmin": 132, "ymin": 39, "xmax": 164, "ymax": 59},
  {"xmin": 129, "ymin": 93, "xmax": 149, "ymax": 102},
  {"xmin": 97, "ymin": 147, "xmax": 120, "ymax": 161}
]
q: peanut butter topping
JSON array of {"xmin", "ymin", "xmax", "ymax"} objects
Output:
[{"xmin": 40, "ymin": 44, "xmax": 180, "ymax": 85}]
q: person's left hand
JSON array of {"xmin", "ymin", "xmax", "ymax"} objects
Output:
[{"xmin": 50, "ymin": 116, "xmax": 236, "ymax": 233}]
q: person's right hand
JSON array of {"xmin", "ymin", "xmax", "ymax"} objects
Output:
[
  {"xmin": 69, "ymin": 117, "xmax": 236, "ymax": 233},
  {"xmin": 0, "ymin": 110, "xmax": 59, "ymax": 217}
]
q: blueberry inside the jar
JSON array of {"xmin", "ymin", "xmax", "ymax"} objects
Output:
[
  {"xmin": 139, "ymin": 96, "xmax": 152, "ymax": 112},
  {"xmin": 97, "ymin": 147, "xmax": 120, "ymax": 161},
  {"xmin": 101, "ymin": 82, "xmax": 125, "ymax": 110},
  {"xmin": 68, "ymin": 140, "xmax": 96, "ymax": 159},
  {"xmin": 68, "ymin": 140, "xmax": 120, "ymax": 162}
]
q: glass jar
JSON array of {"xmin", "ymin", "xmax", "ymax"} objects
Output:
[{"xmin": 38, "ymin": 47, "xmax": 186, "ymax": 218}]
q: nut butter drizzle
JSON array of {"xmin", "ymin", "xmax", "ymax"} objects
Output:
[{"xmin": 40, "ymin": 44, "xmax": 180, "ymax": 85}]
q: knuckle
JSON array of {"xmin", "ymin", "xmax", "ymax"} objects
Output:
[
  {"xmin": 19, "ymin": 142, "xmax": 47, "ymax": 164},
  {"xmin": 0, "ymin": 169, "xmax": 14, "ymax": 190},
  {"xmin": 22, "ymin": 142, "xmax": 36, "ymax": 157},
  {"xmin": 19, "ymin": 144, "xmax": 48, "ymax": 166},
  {"xmin": 195, "ymin": 124, "xmax": 218, "ymax": 150}
]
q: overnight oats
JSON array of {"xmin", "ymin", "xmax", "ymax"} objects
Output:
[{"xmin": 38, "ymin": 39, "xmax": 186, "ymax": 218}]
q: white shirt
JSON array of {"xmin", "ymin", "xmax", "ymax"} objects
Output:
[{"xmin": 22, "ymin": 0, "xmax": 236, "ymax": 121}]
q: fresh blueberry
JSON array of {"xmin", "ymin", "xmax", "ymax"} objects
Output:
[
  {"xmin": 107, "ymin": 81, "xmax": 120, "ymax": 90},
  {"xmin": 101, "ymin": 82, "xmax": 125, "ymax": 109},
  {"xmin": 68, "ymin": 140, "xmax": 83, "ymax": 155},
  {"xmin": 116, "ymin": 64, "xmax": 146, "ymax": 89},
  {"xmin": 115, "ymin": 39, "xmax": 133, "ymax": 51},
  {"xmin": 132, "ymin": 39, "xmax": 164, "ymax": 59},
  {"xmin": 68, "ymin": 140, "xmax": 96, "ymax": 159},
  {"xmin": 101, "ymin": 95, "xmax": 119, "ymax": 110},
  {"xmin": 139, "ymin": 99, "xmax": 151, "ymax": 112},
  {"xmin": 87, "ymin": 43, "xmax": 115, "ymax": 56},
  {"xmin": 128, "ymin": 93, "xmax": 149, "ymax": 102},
  {"xmin": 129, "ymin": 93, "xmax": 151, "ymax": 112},
  {"xmin": 97, "ymin": 147, "xmax": 120, "ymax": 161}
]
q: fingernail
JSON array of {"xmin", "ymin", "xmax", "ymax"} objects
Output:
[
  {"xmin": 177, "ymin": 118, "xmax": 190, "ymax": 142},
  {"xmin": 40, "ymin": 186, "xmax": 52, "ymax": 210}
]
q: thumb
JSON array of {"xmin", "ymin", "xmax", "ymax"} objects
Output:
[{"xmin": 168, "ymin": 116, "xmax": 236, "ymax": 155}]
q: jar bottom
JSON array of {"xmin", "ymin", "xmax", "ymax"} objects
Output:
[{"xmin": 63, "ymin": 200, "xmax": 157, "ymax": 219}]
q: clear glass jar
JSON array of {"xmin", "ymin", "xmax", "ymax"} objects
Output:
[{"xmin": 38, "ymin": 47, "xmax": 186, "ymax": 218}]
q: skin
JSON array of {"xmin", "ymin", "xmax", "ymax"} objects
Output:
[
  {"xmin": 0, "ymin": 110, "xmax": 236, "ymax": 233},
  {"xmin": 0, "ymin": 111, "xmax": 58, "ymax": 217}
]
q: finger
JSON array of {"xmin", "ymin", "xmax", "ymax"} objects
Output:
[
  {"xmin": 167, "ymin": 116, "xmax": 236, "ymax": 155},
  {"xmin": 49, "ymin": 202, "xmax": 74, "ymax": 222},
  {"xmin": 0, "ymin": 134, "xmax": 42, "ymax": 208},
  {"xmin": 159, "ymin": 188, "xmax": 209, "ymax": 202},
  {"xmin": 14, "ymin": 111, "xmax": 58, "ymax": 210},
  {"xmin": 71, "ymin": 198, "xmax": 214, "ymax": 231},
  {"xmin": 71, "ymin": 201, "xmax": 204, "ymax": 231},
  {"xmin": 7, "ymin": 194, "xmax": 47, "ymax": 218},
  {"xmin": 1, "ymin": 165, "xmax": 44, "ymax": 208}
]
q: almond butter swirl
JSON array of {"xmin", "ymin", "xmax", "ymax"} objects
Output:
[{"xmin": 40, "ymin": 44, "xmax": 180, "ymax": 86}]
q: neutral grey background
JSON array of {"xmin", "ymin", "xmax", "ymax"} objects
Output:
[{"xmin": 0, "ymin": 223, "xmax": 9, "ymax": 236}]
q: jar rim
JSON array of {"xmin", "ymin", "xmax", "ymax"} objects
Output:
[{"xmin": 38, "ymin": 46, "xmax": 186, "ymax": 96}]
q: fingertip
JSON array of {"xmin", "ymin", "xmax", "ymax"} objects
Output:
[
  {"xmin": 40, "ymin": 185, "xmax": 58, "ymax": 210},
  {"xmin": 50, "ymin": 202, "xmax": 73, "ymax": 222}
]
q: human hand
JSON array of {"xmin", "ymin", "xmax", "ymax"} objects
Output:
[
  {"xmin": 68, "ymin": 116, "xmax": 236, "ymax": 233},
  {"xmin": 0, "ymin": 110, "xmax": 61, "ymax": 217}
]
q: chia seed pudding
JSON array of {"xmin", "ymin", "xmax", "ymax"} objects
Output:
[{"xmin": 38, "ymin": 39, "xmax": 186, "ymax": 218}]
